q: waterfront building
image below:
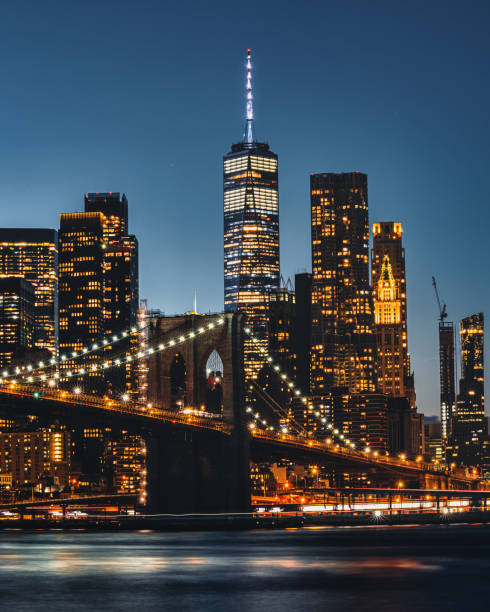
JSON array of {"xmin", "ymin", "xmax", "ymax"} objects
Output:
[
  {"xmin": 0, "ymin": 429, "xmax": 70, "ymax": 489},
  {"xmin": 0, "ymin": 229, "xmax": 58, "ymax": 355},
  {"xmin": 371, "ymin": 222, "xmax": 415, "ymax": 407},
  {"xmin": 0, "ymin": 277, "xmax": 35, "ymax": 368},
  {"xmin": 223, "ymin": 49, "xmax": 279, "ymax": 379},
  {"xmin": 111, "ymin": 433, "xmax": 146, "ymax": 497},
  {"xmin": 310, "ymin": 172, "xmax": 376, "ymax": 396}
]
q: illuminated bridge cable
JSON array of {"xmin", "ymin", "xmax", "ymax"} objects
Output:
[
  {"xmin": 248, "ymin": 379, "xmax": 307, "ymax": 436},
  {"xmin": 0, "ymin": 322, "xmax": 154, "ymax": 382},
  {"xmin": 4, "ymin": 318, "xmax": 226, "ymax": 388},
  {"xmin": 243, "ymin": 326, "xmax": 355, "ymax": 450}
]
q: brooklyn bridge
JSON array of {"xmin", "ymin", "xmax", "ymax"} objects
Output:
[{"xmin": 0, "ymin": 313, "xmax": 478, "ymax": 514}]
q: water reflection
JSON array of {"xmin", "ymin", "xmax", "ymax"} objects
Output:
[{"xmin": 0, "ymin": 525, "xmax": 488, "ymax": 611}]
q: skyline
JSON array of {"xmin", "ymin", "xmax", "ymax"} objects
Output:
[{"xmin": 0, "ymin": 1, "xmax": 488, "ymax": 416}]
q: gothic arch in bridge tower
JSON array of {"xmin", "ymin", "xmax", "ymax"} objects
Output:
[{"xmin": 204, "ymin": 350, "xmax": 224, "ymax": 415}]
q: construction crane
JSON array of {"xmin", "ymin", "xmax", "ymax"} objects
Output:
[{"xmin": 432, "ymin": 276, "xmax": 447, "ymax": 321}]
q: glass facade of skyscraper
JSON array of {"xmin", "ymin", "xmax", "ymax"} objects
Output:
[{"xmin": 223, "ymin": 141, "xmax": 279, "ymax": 378}]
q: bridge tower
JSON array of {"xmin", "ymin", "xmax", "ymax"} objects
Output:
[{"xmin": 144, "ymin": 312, "xmax": 251, "ymax": 513}]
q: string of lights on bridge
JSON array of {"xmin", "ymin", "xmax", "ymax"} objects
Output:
[
  {"xmin": 243, "ymin": 326, "xmax": 356, "ymax": 451},
  {"xmin": 0, "ymin": 324, "xmax": 156, "ymax": 381},
  {"xmin": 0, "ymin": 318, "xmax": 226, "ymax": 389}
]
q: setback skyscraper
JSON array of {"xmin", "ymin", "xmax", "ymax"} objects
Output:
[
  {"xmin": 84, "ymin": 193, "xmax": 139, "ymax": 398},
  {"xmin": 371, "ymin": 222, "xmax": 415, "ymax": 407},
  {"xmin": 223, "ymin": 50, "xmax": 279, "ymax": 379},
  {"xmin": 310, "ymin": 172, "xmax": 376, "ymax": 396}
]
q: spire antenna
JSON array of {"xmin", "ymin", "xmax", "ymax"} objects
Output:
[{"xmin": 245, "ymin": 48, "xmax": 254, "ymax": 143}]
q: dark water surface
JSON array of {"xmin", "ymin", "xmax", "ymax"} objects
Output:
[{"xmin": 0, "ymin": 523, "xmax": 487, "ymax": 611}]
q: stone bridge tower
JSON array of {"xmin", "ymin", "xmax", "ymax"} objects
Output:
[{"xmin": 144, "ymin": 312, "xmax": 250, "ymax": 513}]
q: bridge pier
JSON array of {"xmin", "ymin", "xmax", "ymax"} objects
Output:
[{"xmin": 146, "ymin": 426, "xmax": 250, "ymax": 514}]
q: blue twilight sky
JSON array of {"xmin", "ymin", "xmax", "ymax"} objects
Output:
[{"xmin": 0, "ymin": 0, "xmax": 488, "ymax": 416}]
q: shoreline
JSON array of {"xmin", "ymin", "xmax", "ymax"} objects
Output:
[{"xmin": 2, "ymin": 509, "xmax": 490, "ymax": 532}]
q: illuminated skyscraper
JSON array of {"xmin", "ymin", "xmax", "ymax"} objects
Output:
[
  {"xmin": 371, "ymin": 222, "xmax": 415, "ymax": 406},
  {"xmin": 0, "ymin": 229, "xmax": 58, "ymax": 355},
  {"xmin": 84, "ymin": 193, "xmax": 138, "ymax": 397},
  {"xmin": 448, "ymin": 313, "xmax": 485, "ymax": 467},
  {"xmin": 84, "ymin": 192, "xmax": 128, "ymax": 238},
  {"xmin": 59, "ymin": 212, "xmax": 105, "ymax": 392},
  {"xmin": 310, "ymin": 172, "xmax": 376, "ymax": 396},
  {"xmin": 439, "ymin": 321, "xmax": 456, "ymax": 439},
  {"xmin": 223, "ymin": 49, "xmax": 279, "ymax": 378},
  {"xmin": 0, "ymin": 277, "xmax": 35, "ymax": 368}
]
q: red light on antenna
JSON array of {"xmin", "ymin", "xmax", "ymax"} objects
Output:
[{"xmin": 247, "ymin": 48, "xmax": 251, "ymax": 54}]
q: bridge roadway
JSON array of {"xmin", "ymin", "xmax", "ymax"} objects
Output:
[{"xmin": 0, "ymin": 382, "xmax": 478, "ymax": 488}]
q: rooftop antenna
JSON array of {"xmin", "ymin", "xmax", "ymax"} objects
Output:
[
  {"xmin": 245, "ymin": 48, "xmax": 254, "ymax": 143},
  {"xmin": 193, "ymin": 289, "xmax": 197, "ymax": 314}
]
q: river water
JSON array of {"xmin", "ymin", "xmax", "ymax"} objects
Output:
[{"xmin": 0, "ymin": 524, "xmax": 487, "ymax": 611}]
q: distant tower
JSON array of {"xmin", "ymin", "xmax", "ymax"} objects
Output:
[
  {"xmin": 223, "ymin": 49, "xmax": 279, "ymax": 379},
  {"xmin": 448, "ymin": 313, "xmax": 485, "ymax": 467},
  {"xmin": 371, "ymin": 222, "xmax": 415, "ymax": 407},
  {"xmin": 432, "ymin": 277, "xmax": 456, "ymax": 439}
]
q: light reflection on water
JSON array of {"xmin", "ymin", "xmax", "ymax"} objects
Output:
[{"xmin": 0, "ymin": 525, "xmax": 489, "ymax": 611}]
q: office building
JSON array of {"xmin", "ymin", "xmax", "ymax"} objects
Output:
[
  {"xmin": 294, "ymin": 272, "xmax": 312, "ymax": 394},
  {"xmin": 0, "ymin": 429, "xmax": 70, "ymax": 488},
  {"xmin": 448, "ymin": 313, "xmax": 485, "ymax": 467},
  {"xmin": 111, "ymin": 433, "xmax": 146, "ymax": 496},
  {"xmin": 439, "ymin": 322, "xmax": 456, "ymax": 439},
  {"xmin": 84, "ymin": 193, "xmax": 139, "ymax": 397},
  {"xmin": 58, "ymin": 212, "xmax": 105, "ymax": 392},
  {"xmin": 84, "ymin": 192, "xmax": 128, "ymax": 238},
  {"xmin": 223, "ymin": 50, "xmax": 279, "ymax": 379},
  {"xmin": 371, "ymin": 222, "xmax": 415, "ymax": 406},
  {"xmin": 310, "ymin": 172, "xmax": 376, "ymax": 396},
  {"xmin": 0, "ymin": 229, "xmax": 58, "ymax": 355},
  {"xmin": 0, "ymin": 277, "xmax": 35, "ymax": 368}
]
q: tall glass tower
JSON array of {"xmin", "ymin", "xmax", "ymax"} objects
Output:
[{"xmin": 223, "ymin": 50, "xmax": 279, "ymax": 379}]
